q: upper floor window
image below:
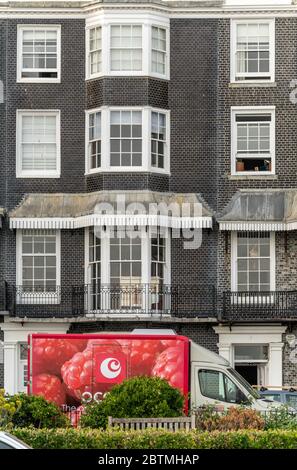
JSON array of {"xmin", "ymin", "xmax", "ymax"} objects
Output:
[
  {"xmin": 86, "ymin": 16, "xmax": 169, "ymax": 79},
  {"xmin": 110, "ymin": 25, "xmax": 142, "ymax": 72},
  {"xmin": 86, "ymin": 107, "xmax": 170, "ymax": 174},
  {"xmin": 231, "ymin": 20, "xmax": 275, "ymax": 83},
  {"xmin": 151, "ymin": 26, "xmax": 167, "ymax": 75},
  {"xmin": 110, "ymin": 110, "xmax": 142, "ymax": 167},
  {"xmin": 17, "ymin": 25, "xmax": 61, "ymax": 83},
  {"xmin": 16, "ymin": 110, "xmax": 61, "ymax": 178},
  {"xmin": 231, "ymin": 107, "xmax": 275, "ymax": 176},
  {"xmin": 89, "ymin": 26, "xmax": 102, "ymax": 76}
]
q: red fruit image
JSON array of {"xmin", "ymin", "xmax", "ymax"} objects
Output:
[
  {"xmin": 32, "ymin": 338, "xmax": 80, "ymax": 376},
  {"xmin": 71, "ymin": 338, "xmax": 88, "ymax": 351},
  {"xmin": 32, "ymin": 373, "xmax": 66, "ymax": 407},
  {"xmin": 118, "ymin": 339, "xmax": 165, "ymax": 376},
  {"xmin": 160, "ymin": 339, "xmax": 183, "ymax": 349},
  {"xmin": 61, "ymin": 342, "xmax": 121, "ymax": 401},
  {"xmin": 152, "ymin": 347, "xmax": 185, "ymax": 393}
]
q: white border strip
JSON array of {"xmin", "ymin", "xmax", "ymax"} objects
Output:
[
  {"xmin": 218, "ymin": 221, "xmax": 297, "ymax": 231},
  {"xmin": 10, "ymin": 215, "xmax": 213, "ymax": 230}
]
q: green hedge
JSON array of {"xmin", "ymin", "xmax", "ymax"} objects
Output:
[{"xmin": 8, "ymin": 428, "xmax": 297, "ymax": 449}]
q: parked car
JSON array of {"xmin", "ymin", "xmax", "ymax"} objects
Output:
[
  {"xmin": 0, "ymin": 432, "xmax": 31, "ymax": 449},
  {"xmin": 259, "ymin": 388, "xmax": 297, "ymax": 410}
]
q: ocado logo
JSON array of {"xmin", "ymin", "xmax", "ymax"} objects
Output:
[{"xmin": 100, "ymin": 357, "xmax": 122, "ymax": 379}]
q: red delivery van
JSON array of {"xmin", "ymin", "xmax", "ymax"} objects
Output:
[{"xmin": 28, "ymin": 330, "xmax": 281, "ymax": 413}]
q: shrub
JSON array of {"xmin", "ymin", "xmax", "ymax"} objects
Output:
[
  {"xmin": 10, "ymin": 394, "xmax": 69, "ymax": 429},
  {"xmin": 264, "ymin": 406, "xmax": 297, "ymax": 430},
  {"xmin": 80, "ymin": 376, "xmax": 184, "ymax": 429},
  {"xmin": 194, "ymin": 405, "xmax": 265, "ymax": 431},
  {"xmin": 8, "ymin": 427, "xmax": 297, "ymax": 449},
  {"xmin": 0, "ymin": 389, "xmax": 21, "ymax": 427}
]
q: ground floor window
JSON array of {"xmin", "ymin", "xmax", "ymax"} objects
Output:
[
  {"xmin": 16, "ymin": 229, "xmax": 61, "ymax": 303},
  {"xmin": 86, "ymin": 227, "xmax": 170, "ymax": 312},
  {"xmin": 232, "ymin": 231, "xmax": 275, "ymax": 293}
]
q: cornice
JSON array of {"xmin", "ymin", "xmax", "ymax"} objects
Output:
[{"xmin": 0, "ymin": 1, "xmax": 297, "ymax": 18}]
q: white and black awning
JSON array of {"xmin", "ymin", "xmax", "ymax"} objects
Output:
[{"xmin": 9, "ymin": 191, "xmax": 213, "ymax": 230}]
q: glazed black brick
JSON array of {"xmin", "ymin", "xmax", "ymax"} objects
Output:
[
  {"xmin": 86, "ymin": 77, "xmax": 169, "ymax": 110},
  {"xmin": 86, "ymin": 173, "xmax": 170, "ymax": 192},
  {"xmin": 4, "ymin": 18, "xmax": 86, "ymax": 213},
  {"xmin": 68, "ymin": 321, "xmax": 219, "ymax": 353},
  {"xmin": 168, "ymin": 19, "xmax": 218, "ymax": 208}
]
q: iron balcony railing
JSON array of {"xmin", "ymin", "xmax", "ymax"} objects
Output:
[
  {"xmin": 222, "ymin": 290, "xmax": 297, "ymax": 322},
  {"xmin": 5, "ymin": 283, "xmax": 217, "ymax": 319}
]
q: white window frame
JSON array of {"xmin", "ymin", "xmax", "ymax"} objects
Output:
[
  {"xmin": 230, "ymin": 19, "xmax": 275, "ymax": 84},
  {"xmin": 84, "ymin": 227, "xmax": 171, "ymax": 314},
  {"xmin": 86, "ymin": 25, "xmax": 102, "ymax": 79},
  {"xmin": 17, "ymin": 25, "xmax": 61, "ymax": 83},
  {"xmin": 85, "ymin": 106, "xmax": 170, "ymax": 175},
  {"xmin": 16, "ymin": 109, "xmax": 61, "ymax": 178},
  {"xmin": 231, "ymin": 106, "xmax": 275, "ymax": 176},
  {"xmin": 85, "ymin": 14, "xmax": 169, "ymax": 80},
  {"xmin": 231, "ymin": 231, "xmax": 276, "ymax": 293},
  {"xmin": 16, "ymin": 229, "xmax": 61, "ymax": 304}
]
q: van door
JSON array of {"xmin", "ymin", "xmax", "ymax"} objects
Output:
[{"xmin": 191, "ymin": 364, "xmax": 249, "ymax": 409}]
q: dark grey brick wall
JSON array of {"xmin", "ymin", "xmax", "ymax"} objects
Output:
[
  {"xmin": 283, "ymin": 328, "xmax": 297, "ymax": 386},
  {"xmin": 86, "ymin": 173, "xmax": 170, "ymax": 192},
  {"xmin": 217, "ymin": 17, "xmax": 297, "ymax": 212},
  {"xmin": 0, "ymin": 327, "xmax": 3, "ymax": 388},
  {"xmin": 86, "ymin": 77, "xmax": 168, "ymax": 110},
  {"xmin": 4, "ymin": 19, "xmax": 86, "ymax": 212},
  {"xmin": 68, "ymin": 321, "xmax": 219, "ymax": 353},
  {"xmin": 169, "ymin": 19, "xmax": 218, "ymax": 208}
]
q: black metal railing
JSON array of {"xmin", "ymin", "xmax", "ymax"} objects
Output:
[
  {"xmin": 222, "ymin": 290, "xmax": 297, "ymax": 322},
  {"xmin": 5, "ymin": 283, "xmax": 297, "ymax": 321},
  {"xmin": 5, "ymin": 284, "xmax": 217, "ymax": 319}
]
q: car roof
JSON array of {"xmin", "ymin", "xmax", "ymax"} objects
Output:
[{"xmin": 260, "ymin": 390, "xmax": 297, "ymax": 395}]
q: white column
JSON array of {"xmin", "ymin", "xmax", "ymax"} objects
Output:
[
  {"xmin": 217, "ymin": 342, "xmax": 233, "ymax": 365},
  {"xmin": 4, "ymin": 341, "xmax": 18, "ymax": 395},
  {"xmin": 268, "ymin": 342, "xmax": 283, "ymax": 388}
]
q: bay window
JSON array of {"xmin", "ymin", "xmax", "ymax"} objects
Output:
[
  {"xmin": 86, "ymin": 227, "xmax": 170, "ymax": 313},
  {"xmin": 86, "ymin": 107, "xmax": 169, "ymax": 173},
  {"xmin": 151, "ymin": 111, "xmax": 166, "ymax": 169},
  {"xmin": 231, "ymin": 20, "xmax": 275, "ymax": 83},
  {"xmin": 151, "ymin": 26, "xmax": 167, "ymax": 75},
  {"xmin": 88, "ymin": 111, "xmax": 101, "ymax": 170},
  {"xmin": 231, "ymin": 231, "xmax": 275, "ymax": 293},
  {"xmin": 231, "ymin": 107, "xmax": 275, "ymax": 175},
  {"xmin": 17, "ymin": 110, "xmax": 61, "ymax": 178},
  {"xmin": 86, "ymin": 17, "xmax": 169, "ymax": 79},
  {"xmin": 110, "ymin": 110, "xmax": 142, "ymax": 167},
  {"xmin": 17, "ymin": 25, "xmax": 61, "ymax": 82},
  {"xmin": 89, "ymin": 26, "xmax": 102, "ymax": 76},
  {"xmin": 16, "ymin": 230, "xmax": 60, "ymax": 303},
  {"xmin": 110, "ymin": 25, "xmax": 142, "ymax": 72}
]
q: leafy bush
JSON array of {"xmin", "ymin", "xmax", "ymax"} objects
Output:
[
  {"xmin": 195, "ymin": 406, "xmax": 265, "ymax": 431},
  {"xmin": 0, "ymin": 389, "xmax": 21, "ymax": 427},
  {"xmin": 10, "ymin": 394, "xmax": 69, "ymax": 429},
  {"xmin": 80, "ymin": 376, "xmax": 184, "ymax": 429},
  {"xmin": 264, "ymin": 406, "xmax": 297, "ymax": 430},
  {"xmin": 8, "ymin": 427, "xmax": 297, "ymax": 449}
]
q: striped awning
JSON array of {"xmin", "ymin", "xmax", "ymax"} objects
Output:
[
  {"xmin": 9, "ymin": 191, "xmax": 213, "ymax": 230},
  {"xmin": 218, "ymin": 190, "xmax": 297, "ymax": 232}
]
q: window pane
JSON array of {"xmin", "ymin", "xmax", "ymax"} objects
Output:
[{"xmin": 21, "ymin": 27, "xmax": 58, "ymax": 78}]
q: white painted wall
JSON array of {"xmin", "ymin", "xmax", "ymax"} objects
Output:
[{"xmin": 1, "ymin": 320, "xmax": 70, "ymax": 394}]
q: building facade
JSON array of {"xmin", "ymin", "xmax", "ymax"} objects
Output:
[{"xmin": 1, "ymin": 0, "xmax": 297, "ymax": 396}]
